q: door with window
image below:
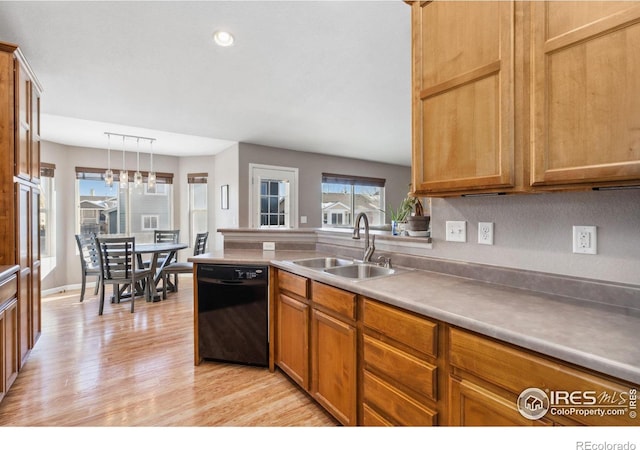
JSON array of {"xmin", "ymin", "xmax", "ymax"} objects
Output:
[{"xmin": 250, "ymin": 165, "xmax": 298, "ymax": 229}]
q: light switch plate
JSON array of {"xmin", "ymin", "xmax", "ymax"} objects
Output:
[
  {"xmin": 446, "ymin": 221, "xmax": 467, "ymax": 242},
  {"xmin": 572, "ymin": 226, "xmax": 597, "ymax": 254}
]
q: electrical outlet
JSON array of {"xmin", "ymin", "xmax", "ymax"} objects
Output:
[
  {"xmin": 572, "ymin": 226, "xmax": 597, "ymax": 254},
  {"xmin": 478, "ymin": 222, "xmax": 494, "ymax": 245},
  {"xmin": 446, "ymin": 221, "xmax": 466, "ymax": 242},
  {"xmin": 262, "ymin": 241, "xmax": 275, "ymax": 251}
]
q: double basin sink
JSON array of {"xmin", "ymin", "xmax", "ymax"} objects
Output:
[{"xmin": 290, "ymin": 256, "xmax": 400, "ymax": 280}]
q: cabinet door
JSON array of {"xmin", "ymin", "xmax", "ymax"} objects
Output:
[
  {"xmin": 412, "ymin": 1, "xmax": 516, "ymax": 194},
  {"xmin": 30, "ymin": 188, "xmax": 41, "ymax": 345},
  {"xmin": 531, "ymin": 1, "xmax": 640, "ymax": 187},
  {"xmin": 3, "ymin": 299, "xmax": 19, "ymax": 394},
  {"xmin": 275, "ymin": 293, "xmax": 310, "ymax": 390},
  {"xmin": 449, "ymin": 377, "xmax": 548, "ymax": 426},
  {"xmin": 30, "ymin": 85, "xmax": 40, "ymax": 183},
  {"xmin": 15, "ymin": 63, "xmax": 31, "ymax": 181},
  {"xmin": 16, "ymin": 183, "xmax": 31, "ymax": 365},
  {"xmin": 311, "ymin": 309, "xmax": 357, "ymax": 426}
]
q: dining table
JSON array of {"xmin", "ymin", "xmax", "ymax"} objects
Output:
[{"xmin": 135, "ymin": 241, "xmax": 188, "ymax": 301}]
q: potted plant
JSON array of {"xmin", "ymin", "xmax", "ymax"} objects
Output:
[
  {"xmin": 386, "ymin": 196, "xmax": 416, "ymax": 235},
  {"xmin": 406, "ymin": 196, "xmax": 430, "ymax": 237}
]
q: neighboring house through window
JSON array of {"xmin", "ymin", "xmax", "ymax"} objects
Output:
[
  {"xmin": 75, "ymin": 167, "xmax": 174, "ymax": 241},
  {"xmin": 321, "ymin": 173, "xmax": 385, "ymax": 228}
]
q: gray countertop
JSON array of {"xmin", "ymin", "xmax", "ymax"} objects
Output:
[{"xmin": 191, "ymin": 250, "xmax": 640, "ymax": 385}]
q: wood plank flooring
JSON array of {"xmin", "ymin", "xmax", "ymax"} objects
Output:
[{"xmin": 0, "ymin": 277, "xmax": 337, "ymax": 426}]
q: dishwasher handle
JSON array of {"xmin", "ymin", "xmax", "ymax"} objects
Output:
[{"xmin": 198, "ymin": 277, "xmax": 266, "ymax": 286}]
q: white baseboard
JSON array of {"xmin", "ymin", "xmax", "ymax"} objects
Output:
[{"xmin": 42, "ymin": 274, "xmax": 193, "ymax": 297}]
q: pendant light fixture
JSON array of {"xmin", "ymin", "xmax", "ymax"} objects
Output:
[
  {"xmin": 104, "ymin": 133, "xmax": 113, "ymax": 187},
  {"xmin": 120, "ymin": 135, "xmax": 128, "ymax": 190},
  {"xmin": 134, "ymin": 138, "xmax": 143, "ymax": 187},
  {"xmin": 148, "ymin": 139, "xmax": 157, "ymax": 192}
]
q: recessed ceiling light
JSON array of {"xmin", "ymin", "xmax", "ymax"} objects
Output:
[{"xmin": 213, "ymin": 30, "xmax": 234, "ymax": 47}]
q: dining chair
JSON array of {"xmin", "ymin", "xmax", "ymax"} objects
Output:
[
  {"xmin": 161, "ymin": 232, "xmax": 209, "ymax": 299},
  {"xmin": 74, "ymin": 233, "xmax": 102, "ymax": 302},
  {"xmin": 95, "ymin": 236, "xmax": 153, "ymax": 315}
]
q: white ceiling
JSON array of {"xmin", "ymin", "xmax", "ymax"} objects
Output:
[{"xmin": 0, "ymin": 0, "xmax": 412, "ymax": 166}]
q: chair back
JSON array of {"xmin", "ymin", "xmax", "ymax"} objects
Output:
[
  {"xmin": 75, "ymin": 233, "xmax": 100, "ymax": 271},
  {"xmin": 154, "ymin": 229, "xmax": 180, "ymax": 263},
  {"xmin": 193, "ymin": 232, "xmax": 209, "ymax": 256},
  {"xmin": 96, "ymin": 237, "xmax": 136, "ymax": 283}
]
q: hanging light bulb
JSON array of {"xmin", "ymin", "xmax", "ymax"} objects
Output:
[
  {"xmin": 148, "ymin": 139, "xmax": 156, "ymax": 192},
  {"xmin": 120, "ymin": 136, "xmax": 128, "ymax": 190},
  {"xmin": 134, "ymin": 138, "xmax": 143, "ymax": 187},
  {"xmin": 105, "ymin": 133, "xmax": 113, "ymax": 187}
]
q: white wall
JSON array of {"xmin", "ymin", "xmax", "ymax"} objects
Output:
[{"xmin": 212, "ymin": 144, "xmax": 240, "ymax": 250}]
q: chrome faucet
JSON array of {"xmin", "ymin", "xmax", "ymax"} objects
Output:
[{"xmin": 353, "ymin": 212, "xmax": 375, "ymax": 262}]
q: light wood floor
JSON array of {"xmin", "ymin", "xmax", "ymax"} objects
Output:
[{"xmin": 0, "ymin": 277, "xmax": 337, "ymax": 426}]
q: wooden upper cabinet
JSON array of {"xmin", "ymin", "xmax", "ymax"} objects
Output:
[
  {"xmin": 411, "ymin": 1, "xmax": 519, "ymax": 195},
  {"xmin": 15, "ymin": 62, "xmax": 31, "ymax": 181},
  {"xmin": 531, "ymin": 1, "xmax": 640, "ymax": 188}
]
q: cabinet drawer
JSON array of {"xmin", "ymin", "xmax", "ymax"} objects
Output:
[
  {"xmin": 363, "ymin": 370, "xmax": 437, "ymax": 426},
  {"xmin": 363, "ymin": 298, "xmax": 437, "ymax": 358},
  {"xmin": 0, "ymin": 274, "xmax": 18, "ymax": 306},
  {"xmin": 449, "ymin": 327, "xmax": 639, "ymax": 426},
  {"xmin": 278, "ymin": 270, "xmax": 308, "ymax": 298},
  {"xmin": 362, "ymin": 403, "xmax": 393, "ymax": 426},
  {"xmin": 311, "ymin": 281, "xmax": 356, "ymax": 320},
  {"xmin": 364, "ymin": 334, "xmax": 437, "ymax": 401}
]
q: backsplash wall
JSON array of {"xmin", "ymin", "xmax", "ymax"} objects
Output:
[{"xmin": 426, "ymin": 189, "xmax": 640, "ymax": 285}]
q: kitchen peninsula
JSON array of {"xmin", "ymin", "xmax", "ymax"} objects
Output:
[{"xmin": 191, "ymin": 228, "xmax": 640, "ymax": 427}]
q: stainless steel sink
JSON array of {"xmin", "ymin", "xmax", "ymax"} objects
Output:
[
  {"xmin": 323, "ymin": 263, "xmax": 396, "ymax": 280},
  {"xmin": 292, "ymin": 257, "xmax": 354, "ymax": 269}
]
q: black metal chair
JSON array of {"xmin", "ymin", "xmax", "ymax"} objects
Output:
[
  {"xmin": 161, "ymin": 232, "xmax": 209, "ymax": 299},
  {"xmin": 75, "ymin": 233, "xmax": 102, "ymax": 302},
  {"xmin": 95, "ymin": 236, "xmax": 153, "ymax": 315}
]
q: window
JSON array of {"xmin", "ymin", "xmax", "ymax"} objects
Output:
[
  {"xmin": 250, "ymin": 164, "xmax": 298, "ymax": 229},
  {"xmin": 75, "ymin": 167, "xmax": 173, "ymax": 241},
  {"xmin": 260, "ymin": 179, "xmax": 287, "ymax": 226},
  {"xmin": 188, "ymin": 173, "xmax": 208, "ymax": 245},
  {"xmin": 321, "ymin": 173, "xmax": 385, "ymax": 228},
  {"xmin": 141, "ymin": 215, "xmax": 159, "ymax": 230},
  {"xmin": 40, "ymin": 163, "xmax": 55, "ymax": 258}
]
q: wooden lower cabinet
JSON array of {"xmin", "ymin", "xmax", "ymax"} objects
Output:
[
  {"xmin": 449, "ymin": 377, "xmax": 549, "ymax": 426},
  {"xmin": 363, "ymin": 370, "xmax": 437, "ymax": 426},
  {"xmin": 275, "ymin": 292, "xmax": 310, "ymax": 390},
  {"xmin": 449, "ymin": 327, "xmax": 640, "ymax": 426},
  {"xmin": 311, "ymin": 308, "xmax": 357, "ymax": 426},
  {"xmin": 361, "ymin": 298, "xmax": 440, "ymax": 426},
  {"xmin": 275, "ymin": 270, "xmax": 639, "ymax": 427},
  {"xmin": 275, "ymin": 270, "xmax": 357, "ymax": 426},
  {"xmin": 1, "ymin": 270, "xmax": 19, "ymax": 403}
]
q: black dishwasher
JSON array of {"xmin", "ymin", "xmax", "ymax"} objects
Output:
[{"xmin": 197, "ymin": 264, "xmax": 268, "ymax": 367}]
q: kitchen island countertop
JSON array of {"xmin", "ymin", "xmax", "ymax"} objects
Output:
[{"xmin": 190, "ymin": 250, "xmax": 640, "ymax": 385}]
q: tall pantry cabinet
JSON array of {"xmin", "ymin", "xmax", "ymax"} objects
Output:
[{"xmin": 0, "ymin": 41, "xmax": 42, "ymax": 389}]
